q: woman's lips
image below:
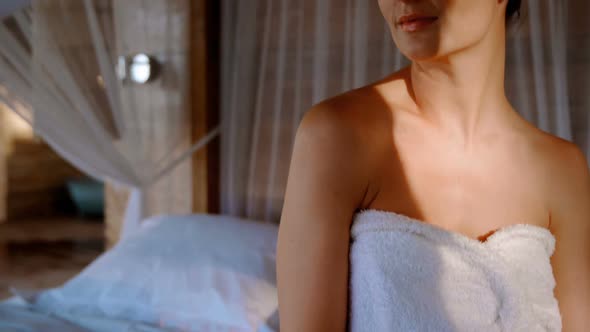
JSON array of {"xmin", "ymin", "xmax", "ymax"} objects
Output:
[{"xmin": 397, "ymin": 14, "xmax": 438, "ymax": 32}]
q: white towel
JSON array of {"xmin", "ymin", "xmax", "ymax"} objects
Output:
[{"xmin": 348, "ymin": 209, "xmax": 562, "ymax": 332}]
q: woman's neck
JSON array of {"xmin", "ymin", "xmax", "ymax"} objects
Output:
[{"xmin": 407, "ymin": 22, "xmax": 511, "ymax": 144}]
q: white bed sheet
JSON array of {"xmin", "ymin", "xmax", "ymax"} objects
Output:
[{"xmin": 0, "ymin": 296, "xmax": 176, "ymax": 332}]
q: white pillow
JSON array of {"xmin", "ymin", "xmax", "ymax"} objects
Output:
[{"xmin": 32, "ymin": 213, "xmax": 279, "ymax": 332}]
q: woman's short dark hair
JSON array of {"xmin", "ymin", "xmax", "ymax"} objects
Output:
[{"xmin": 506, "ymin": 0, "xmax": 521, "ymax": 22}]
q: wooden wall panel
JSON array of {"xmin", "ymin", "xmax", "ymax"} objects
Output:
[
  {"xmin": 105, "ymin": 0, "xmax": 197, "ymax": 246},
  {"xmin": 0, "ymin": 104, "xmax": 82, "ymax": 221}
]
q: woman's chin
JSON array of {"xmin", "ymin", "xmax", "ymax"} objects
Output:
[
  {"xmin": 393, "ymin": 39, "xmax": 441, "ymax": 62},
  {"xmin": 401, "ymin": 48, "xmax": 440, "ymax": 62}
]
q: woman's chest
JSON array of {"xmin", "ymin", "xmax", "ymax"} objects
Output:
[{"xmin": 366, "ymin": 139, "xmax": 551, "ymax": 237}]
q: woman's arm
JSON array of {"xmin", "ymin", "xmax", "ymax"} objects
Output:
[
  {"xmin": 277, "ymin": 103, "xmax": 371, "ymax": 332},
  {"xmin": 550, "ymin": 144, "xmax": 590, "ymax": 332}
]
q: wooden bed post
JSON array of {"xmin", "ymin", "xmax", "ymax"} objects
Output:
[
  {"xmin": 190, "ymin": 0, "xmax": 220, "ymax": 214},
  {"xmin": 0, "ymin": 107, "xmax": 5, "ymax": 222}
]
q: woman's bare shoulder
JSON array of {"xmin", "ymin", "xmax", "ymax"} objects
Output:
[
  {"xmin": 525, "ymin": 127, "xmax": 590, "ymax": 218},
  {"xmin": 547, "ymin": 135, "xmax": 589, "ymax": 198},
  {"xmin": 527, "ymin": 127, "xmax": 588, "ymax": 178},
  {"xmin": 299, "ymin": 85, "xmax": 395, "ymax": 155},
  {"xmin": 300, "ymin": 69, "xmax": 410, "ymax": 146},
  {"xmin": 287, "ymin": 86, "xmax": 397, "ymax": 210}
]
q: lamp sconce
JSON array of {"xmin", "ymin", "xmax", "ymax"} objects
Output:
[{"xmin": 117, "ymin": 53, "xmax": 160, "ymax": 84}]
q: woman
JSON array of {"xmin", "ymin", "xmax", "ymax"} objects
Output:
[{"xmin": 277, "ymin": 0, "xmax": 590, "ymax": 331}]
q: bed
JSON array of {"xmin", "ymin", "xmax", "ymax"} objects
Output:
[
  {"xmin": 0, "ymin": 214, "xmax": 280, "ymax": 332},
  {"xmin": 0, "ymin": 296, "xmax": 174, "ymax": 332}
]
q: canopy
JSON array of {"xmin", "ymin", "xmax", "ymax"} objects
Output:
[{"xmin": 0, "ymin": 0, "xmax": 219, "ymax": 240}]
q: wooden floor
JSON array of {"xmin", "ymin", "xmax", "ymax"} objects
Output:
[{"xmin": 0, "ymin": 218, "xmax": 104, "ymax": 299}]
